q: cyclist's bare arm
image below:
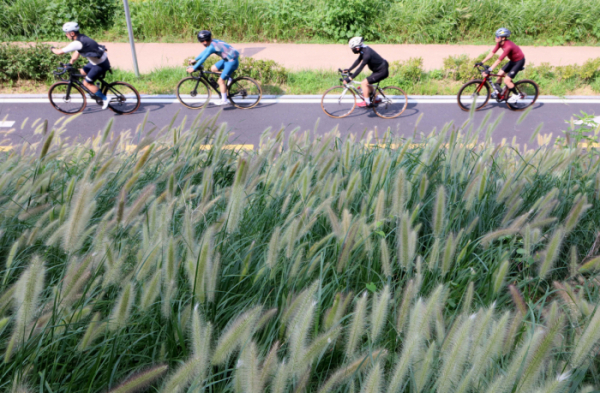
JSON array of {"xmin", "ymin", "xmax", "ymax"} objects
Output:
[
  {"xmin": 480, "ymin": 49, "xmax": 501, "ymax": 74},
  {"xmin": 51, "ymin": 47, "xmax": 80, "ymax": 65},
  {"xmin": 70, "ymin": 51, "xmax": 80, "ymax": 65},
  {"xmin": 480, "ymin": 49, "xmax": 495, "ymax": 64}
]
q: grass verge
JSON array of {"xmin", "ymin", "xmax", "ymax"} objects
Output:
[
  {"xmin": 1, "ymin": 110, "xmax": 600, "ymax": 391},
  {"xmin": 0, "ymin": 59, "xmax": 600, "ymax": 96}
]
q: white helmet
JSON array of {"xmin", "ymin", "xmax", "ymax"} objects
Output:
[
  {"xmin": 62, "ymin": 22, "xmax": 80, "ymax": 33},
  {"xmin": 348, "ymin": 37, "xmax": 363, "ymax": 49}
]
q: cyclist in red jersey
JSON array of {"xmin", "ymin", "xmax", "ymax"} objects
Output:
[{"xmin": 477, "ymin": 28, "xmax": 526, "ymax": 103}]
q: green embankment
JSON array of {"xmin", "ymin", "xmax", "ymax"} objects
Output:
[
  {"xmin": 2, "ymin": 111, "xmax": 600, "ymax": 391},
  {"xmin": 2, "ymin": 0, "xmax": 600, "ymax": 45},
  {"xmin": 2, "ymin": 43, "xmax": 600, "ymax": 96}
]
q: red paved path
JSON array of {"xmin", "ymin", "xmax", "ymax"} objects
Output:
[{"xmin": 31, "ymin": 42, "xmax": 600, "ymax": 72}]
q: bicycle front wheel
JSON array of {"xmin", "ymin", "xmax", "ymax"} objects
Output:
[
  {"xmin": 506, "ymin": 80, "xmax": 539, "ymax": 111},
  {"xmin": 372, "ymin": 86, "xmax": 408, "ymax": 119},
  {"xmin": 48, "ymin": 82, "xmax": 86, "ymax": 115},
  {"xmin": 228, "ymin": 77, "xmax": 262, "ymax": 109},
  {"xmin": 321, "ymin": 86, "xmax": 356, "ymax": 118},
  {"xmin": 177, "ymin": 77, "xmax": 211, "ymax": 109},
  {"xmin": 457, "ymin": 80, "xmax": 490, "ymax": 111},
  {"xmin": 105, "ymin": 82, "xmax": 140, "ymax": 114}
]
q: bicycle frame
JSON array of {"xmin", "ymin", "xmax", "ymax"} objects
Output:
[
  {"xmin": 473, "ymin": 65, "xmax": 509, "ymax": 100},
  {"xmin": 54, "ymin": 63, "xmax": 109, "ymax": 101},
  {"xmin": 339, "ymin": 69, "xmax": 381, "ymax": 102},
  {"xmin": 190, "ymin": 68, "xmax": 228, "ymax": 98}
]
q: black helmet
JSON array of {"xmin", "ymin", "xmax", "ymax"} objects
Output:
[{"xmin": 197, "ymin": 30, "xmax": 212, "ymax": 42}]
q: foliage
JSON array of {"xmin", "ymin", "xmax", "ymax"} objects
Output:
[
  {"xmin": 2, "ymin": 111, "xmax": 600, "ymax": 391},
  {"xmin": 0, "ymin": 43, "xmax": 85, "ymax": 81},
  {"xmin": 0, "ymin": 0, "xmax": 117, "ymax": 38},
  {"xmin": 557, "ymin": 111, "xmax": 600, "ymax": 147},
  {"xmin": 318, "ymin": 0, "xmax": 387, "ymax": 41},
  {"xmin": 3, "ymin": 0, "xmax": 600, "ymax": 44}
]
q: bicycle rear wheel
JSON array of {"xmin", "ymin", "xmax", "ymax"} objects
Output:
[
  {"xmin": 506, "ymin": 80, "xmax": 539, "ymax": 111},
  {"xmin": 321, "ymin": 86, "xmax": 356, "ymax": 118},
  {"xmin": 228, "ymin": 77, "xmax": 262, "ymax": 109},
  {"xmin": 105, "ymin": 82, "xmax": 140, "ymax": 114},
  {"xmin": 457, "ymin": 80, "xmax": 490, "ymax": 111},
  {"xmin": 177, "ymin": 77, "xmax": 211, "ymax": 109},
  {"xmin": 48, "ymin": 82, "xmax": 86, "ymax": 115},
  {"xmin": 372, "ymin": 86, "xmax": 408, "ymax": 119}
]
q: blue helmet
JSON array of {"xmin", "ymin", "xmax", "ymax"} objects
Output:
[{"xmin": 495, "ymin": 28, "xmax": 511, "ymax": 38}]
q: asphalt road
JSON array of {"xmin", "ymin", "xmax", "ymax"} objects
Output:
[{"xmin": 1, "ymin": 95, "xmax": 599, "ymax": 150}]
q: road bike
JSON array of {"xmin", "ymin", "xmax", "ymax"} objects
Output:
[
  {"xmin": 321, "ymin": 70, "xmax": 408, "ymax": 119},
  {"xmin": 176, "ymin": 66, "xmax": 262, "ymax": 109},
  {"xmin": 49, "ymin": 62, "xmax": 140, "ymax": 115},
  {"xmin": 457, "ymin": 65, "xmax": 539, "ymax": 112}
]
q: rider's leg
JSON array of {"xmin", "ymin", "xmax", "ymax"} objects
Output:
[
  {"xmin": 495, "ymin": 70, "xmax": 506, "ymax": 86},
  {"xmin": 212, "ymin": 60, "xmax": 229, "ymax": 100},
  {"xmin": 219, "ymin": 60, "xmax": 239, "ymax": 101},
  {"xmin": 361, "ymin": 79, "xmax": 372, "ymax": 104},
  {"xmin": 81, "ymin": 63, "xmax": 99, "ymax": 94},
  {"xmin": 504, "ymin": 75, "xmax": 515, "ymax": 90},
  {"xmin": 82, "ymin": 63, "xmax": 109, "ymax": 109}
]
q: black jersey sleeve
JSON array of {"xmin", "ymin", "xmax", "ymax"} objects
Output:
[
  {"xmin": 350, "ymin": 50, "xmax": 371, "ymax": 79},
  {"xmin": 348, "ymin": 54, "xmax": 362, "ymax": 74}
]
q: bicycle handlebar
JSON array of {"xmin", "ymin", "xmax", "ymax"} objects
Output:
[{"xmin": 53, "ymin": 62, "xmax": 74, "ymax": 76}]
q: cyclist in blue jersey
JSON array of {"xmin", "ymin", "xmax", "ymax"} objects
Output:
[
  {"xmin": 187, "ymin": 30, "xmax": 240, "ymax": 106},
  {"xmin": 51, "ymin": 22, "xmax": 110, "ymax": 110}
]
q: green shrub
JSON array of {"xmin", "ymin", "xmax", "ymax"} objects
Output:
[
  {"xmin": 319, "ymin": 0, "xmax": 387, "ymax": 41},
  {"xmin": 0, "ymin": 43, "xmax": 85, "ymax": 81},
  {"xmin": 581, "ymin": 58, "xmax": 600, "ymax": 81},
  {"xmin": 183, "ymin": 56, "xmax": 289, "ymax": 85},
  {"xmin": 0, "ymin": 0, "xmax": 117, "ymax": 39},
  {"xmin": 389, "ymin": 57, "xmax": 423, "ymax": 84}
]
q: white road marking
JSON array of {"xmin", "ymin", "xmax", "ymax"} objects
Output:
[
  {"xmin": 1, "ymin": 95, "xmax": 600, "ymax": 105},
  {"xmin": 0, "ymin": 121, "xmax": 15, "ymax": 127}
]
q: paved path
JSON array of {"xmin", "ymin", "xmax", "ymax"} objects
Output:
[
  {"xmin": 27, "ymin": 42, "xmax": 600, "ymax": 72},
  {"xmin": 1, "ymin": 95, "xmax": 598, "ymax": 151}
]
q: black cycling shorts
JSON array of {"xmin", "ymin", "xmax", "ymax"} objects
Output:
[
  {"xmin": 501, "ymin": 58, "xmax": 525, "ymax": 79},
  {"xmin": 367, "ymin": 62, "xmax": 389, "ymax": 84},
  {"xmin": 83, "ymin": 59, "xmax": 111, "ymax": 83}
]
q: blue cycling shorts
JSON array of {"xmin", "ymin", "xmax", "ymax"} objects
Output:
[{"xmin": 215, "ymin": 59, "xmax": 239, "ymax": 80}]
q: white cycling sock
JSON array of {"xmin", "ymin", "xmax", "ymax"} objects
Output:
[
  {"xmin": 222, "ymin": 93, "xmax": 228, "ymax": 101},
  {"xmin": 365, "ymin": 97, "xmax": 371, "ymax": 105}
]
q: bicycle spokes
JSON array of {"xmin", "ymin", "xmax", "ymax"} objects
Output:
[
  {"xmin": 228, "ymin": 77, "xmax": 261, "ymax": 109},
  {"xmin": 457, "ymin": 80, "xmax": 491, "ymax": 111},
  {"xmin": 321, "ymin": 86, "xmax": 357, "ymax": 118},
  {"xmin": 372, "ymin": 86, "xmax": 408, "ymax": 119},
  {"xmin": 176, "ymin": 77, "xmax": 211, "ymax": 109},
  {"xmin": 105, "ymin": 82, "xmax": 140, "ymax": 114},
  {"xmin": 506, "ymin": 80, "xmax": 539, "ymax": 111},
  {"xmin": 48, "ymin": 82, "xmax": 86, "ymax": 114}
]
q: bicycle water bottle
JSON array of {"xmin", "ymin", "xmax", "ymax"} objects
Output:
[{"xmin": 491, "ymin": 83, "xmax": 499, "ymax": 99}]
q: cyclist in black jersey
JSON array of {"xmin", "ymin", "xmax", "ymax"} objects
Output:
[
  {"xmin": 51, "ymin": 22, "xmax": 111, "ymax": 109},
  {"xmin": 343, "ymin": 37, "xmax": 389, "ymax": 107}
]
